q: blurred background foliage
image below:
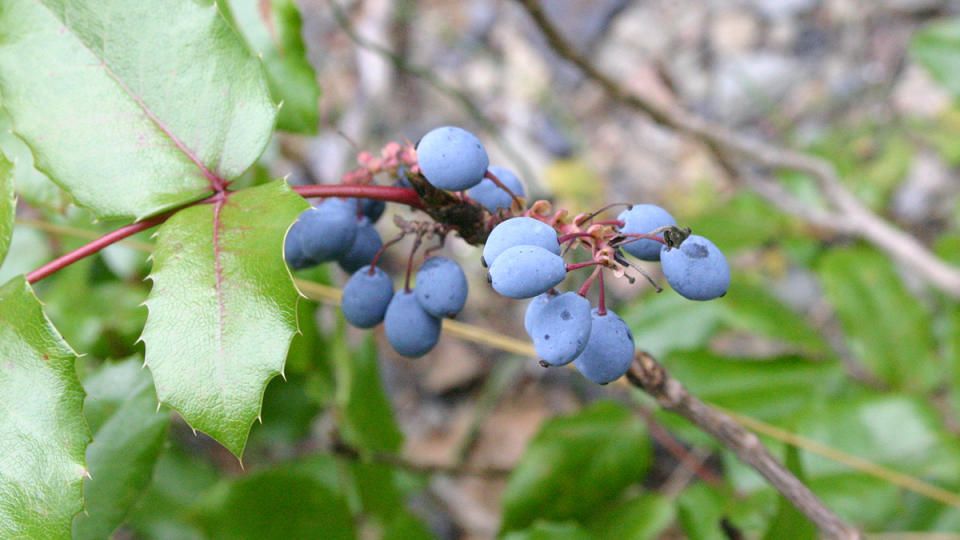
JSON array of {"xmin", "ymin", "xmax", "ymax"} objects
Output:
[{"xmin": 5, "ymin": 0, "xmax": 960, "ymax": 538}]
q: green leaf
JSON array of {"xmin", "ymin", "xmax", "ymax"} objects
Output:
[
  {"xmin": 194, "ymin": 465, "xmax": 355, "ymax": 540},
  {"xmin": 503, "ymin": 521, "xmax": 598, "ymax": 540},
  {"xmin": 663, "ymin": 350, "xmax": 842, "ymax": 423},
  {"xmin": 0, "ymin": 109, "xmax": 69, "ymax": 214},
  {"xmin": 223, "ymin": 0, "xmax": 320, "ymax": 133},
  {"xmin": 912, "ymin": 18, "xmax": 960, "ymax": 98},
  {"xmin": 0, "ymin": 276, "xmax": 89, "ymax": 539},
  {"xmin": 718, "ymin": 279, "xmax": 829, "ymax": 357},
  {"xmin": 761, "ymin": 446, "xmax": 817, "ymax": 540},
  {"xmin": 586, "ymin": 494, "xmax": 675, "ymax": 540},
  {"xmin": 0, "ymin": 155, "xmax": 13, "ymax": 267},
  {"xmin": 332, "ymin": 329, "xmax": 403, "ymax": 453},
  {"xmin": 796, "ymin": 392, "xmax": 960, "ymax": 527},
  {"xmin": 500, "ymin": 401, "xmax": 651, "ymax": 533},
  {"xmin": 817, "ymin": 246, "xmax": 939, "ymax": 390},
  {"xmin": 72, "ymin": 358, "xmax": 169, "ymax": 540},
  {"xmin": 0, "ymin": 0, "xmax": 276, "ymax": 220},
  {"xmin": 622, "ymin": 291, "xmax": 724, "ymax": 358},
  {"xmin": 140, "ymin": 181, "xmax": 308, "ymax": 457},
  {"xmin": 125, "ymin": 445, "xmax": 219, "ymax": 540}
]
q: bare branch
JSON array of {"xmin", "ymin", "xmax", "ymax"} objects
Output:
[
  {"xmin": 514, "ymin": 0, "xmax": 960, "ymax": 298},
  {"xmin": 627, "ymin": 351, "xmax": 861, "ymax": 540}
]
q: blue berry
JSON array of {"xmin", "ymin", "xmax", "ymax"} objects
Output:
[
  {"xmin": 341, "ymin": 266, "xmax": 394, "ymax": 328},
  {"xmin": 524, "ymin": 290, "xmax": 559, "ymax": 335},
  {"xmin": 488, "ymin": 245, "xmax": 567, "ymax": 299},
  {"xmin": 414, "ymin": 257, "xmax": 468, "ymax": 318},
  {"xmin": 288, "ymin": 199, "xmax": 358, "ymax": 266},
  {"xmin": 384, "ymin": 289, "xmax": 442, "ymax": 358},
  {"xmin": 338, "ymin": 218, "xmax": 383, "ymax": 274},
  {"xmin": 467, "ymin": 165, "xmax": 525, "ymax": 213},
  {"xmin": 359, "ymin": 198, "xmax": 386, "ymax": 223},
  {"xmin": 617, "ymin": 204, "xmax": 677, "ymax": 261},
  {"xmin": 482, "ymin": 217, "xmax": 560, "ymax": 267},
  {"xmin": 417, "ymin": 126, "xmax": 489, "ymax": 191},
  {"xmin": 573, "ymin": 309, "xmax": 634, "ymax": 384},
  {"xmin": 525, "ymin": 292, "xmax": 592, "ymax": 366},
  {"xmin": 660, "ymin": 234, "xmax": 730, "ymax": 301},
  {"xmin": 283, "ymin": 221, "xmax": 314, "ymax": 270}
]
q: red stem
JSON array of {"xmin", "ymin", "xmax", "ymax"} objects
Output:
[
  {"xmin": 25, "ymin": 184, "xmax": 427, "ymax": 285},
  {"xmin": 558, "ymin": 232, "xmax": 595, "ymax": 244},
  {"xmin": 619, "ymin": 233, "xmax": 666, "ymax": 245},
  {"xmin": 593, "ymin": 219, "xmax": 624, "ymax": 227},
  {"xmin": 597, "ymin": 269, "xmax": 607, "ymax": 315},
  {"xmin": 404, "ymin": 237, "xmax": 422, "ymax": 293},
  {"xmin": 26, "ymin": 213, "xmax": 171, "ymax": 284},
  {"xmin": 577, "ymin": 266, "xmax": 601, "ymax": 297},
  {"xmin": 293, "ymin": 184, "xmax": 424, "ymax": 210},
  {"xmin": 483, "ymin": 170, "xmax": 522, "ymax": 207},
  {"xmin": 566, "ymin": 261, "xmax": 602, "ymax": 272}
]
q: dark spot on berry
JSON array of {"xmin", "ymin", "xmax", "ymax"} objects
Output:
[
  {"xmin": 682, "ymin": 242, "xmax": 709, "ymax": 259},
  {"xmin": 538, "ymin": 360, "xmax": 550, "ymax": 368},
  {"xmin": 543, "ymin": 334, "xmax": 550, "ymax": 340},
  {"xmin": 486, "ymin": 272, "xmax": 492, "ymax": 284},
  {"xmin": 560, "ymin": 310, "xmax": 571, "ymax": 321}
]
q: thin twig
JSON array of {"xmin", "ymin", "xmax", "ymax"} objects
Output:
[
  {"xmin": 515, "ymin": 0, "xmax": 960, "ymax": 299},
  {"xmin": 626, "ymin": 351, "xmax": 861, "ymax": 540}
]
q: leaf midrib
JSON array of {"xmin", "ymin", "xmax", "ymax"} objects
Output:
[{"xmin": 47, "ymin": 2, "xmax": 226, "ymax": 192}]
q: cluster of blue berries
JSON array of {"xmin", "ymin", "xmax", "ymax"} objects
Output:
[
  {"xmin": 285, "ymin": 125, "xmax": 731, "ymax": 384},
  {"xmin": 284, "ymin": 197, "xmax": 385, "ymax": 272}
]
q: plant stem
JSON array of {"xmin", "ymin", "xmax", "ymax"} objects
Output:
[{"xmin": 25, "ymin": 184, "xmax": 425, "ymax": 285}]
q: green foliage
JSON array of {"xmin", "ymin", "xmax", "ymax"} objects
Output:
[
  {"xmin": 72, "ymin": 358, "xmax": 169, "ymax": 540},
  {"xmin": 0, "ymin": 0, "xmax": 274, "ymax": 220},
  {"xmin": 0, "ymin": 277, "xmax": 88, "ymax": 538},
  {"xmin": 500, "ymin": 401, "xmax": 652, "ymax": 534},
  {"xmin": 817, "ymin": 246, "xmax": 940, "ymax": 390},
  {"xmin": 223, "ymin": 0, "xmax": 321, "ymax": 133},
  {"xmin": 140, "ymin": 181, "xmax": 308, "ymax": 457},
  {"xmin": 912, "ymin": 17, "xmax": 960, "ymax": 98},
  {"xmin": 0, "ymin": 156, "xmax": 13, "ymax": 266}
]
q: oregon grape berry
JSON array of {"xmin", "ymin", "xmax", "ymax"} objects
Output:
[
  {"xmin": 482, "ymin": 217, "xmax": 560, "ymax": 267},
  {"xmin": 416, "ymin": 126, "xmax": 489, "ymax": 191},
  {"xmin": 617, "ymin": 204, "xmax": 677, "ymax": 261},
  {"xmin": 525, "ymin": 292, "xmax": 592, "ymax": 366},
  {"xmin": 384, "ymin": 289, "xmax": 442, "ymax": 358},
  {"xmin": 467, "ymin": 165, "xmax": 524, "ymax": 213},
  {"xmin": 660, "ymin": 234, "xmax": 730, "ymax": 301},
  {"xmin": 573, "ymin": 309, "xmax": 635, "ymax": 384},
  {"xmin": 338, "ymin": 218, "xmax": 383, "ymax": 274},
  {"xmin": 414, "ymin": 257, "xmax": 468, "ymax": 318},
  {"xmin": 488, "ymin": 245, "xmax": 567, "ymax": 299},
  {"xmin": 341, "ymin": 266, "xmax": 394, "ymax": 328}
]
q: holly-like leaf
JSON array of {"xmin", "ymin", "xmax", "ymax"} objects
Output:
[
  {"xmin": 72, "ymin": 357, "xmax": 169, "ymax": 540},
  {"xmin": 0, "ymin": 276, "xmax": 89, "ymax": 538},
  {"xmin": 0, "ymin": 108, "xmax": 69, "ymax": 213},
  {"xmin": 140, "ymin": 181, "xmax": 307, "ymax": 457},
  {"xmin": 223, "ymin": 0, "xmax": 320, "ymax": 133},
  {"xmin": 0, "ymin": 0, "xmax": 276, "ymax": 220},
  {"xmin": 500, "ymin": 401, "xmax": 652, "ymax": 533},
  {"xmin": 0, "ymin": 155, "xmax": 14, "ymax": 267}
]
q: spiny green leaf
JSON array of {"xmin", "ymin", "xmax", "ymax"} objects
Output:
[
  {"xmin": 140, "ymin": 181, "xmax": 308, "ymax": 457},
  {"xmin": 72, "ymin": 358, "xmax": 169, "ymax": 540},
  {"xmin": 0, "ymin": 276, "xmax": 89, "ymax": 539},
  {"xmin": 0, "ymin": 155, "xmax": 13, "ymax": 267},
  {"xmin": 0, "ymin": 0, "xmax": 276, "ymax": 220},
  {"xmin": 500, "ymin": 401, "xmax": 651, "ymax": 533},
  {"xmin": 223, "ymin": 0, "xmax": 320, "ymax": 133},
  {"xmin": 0, "ymin": 108, "xmax": 69, "ymax": 213}
]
